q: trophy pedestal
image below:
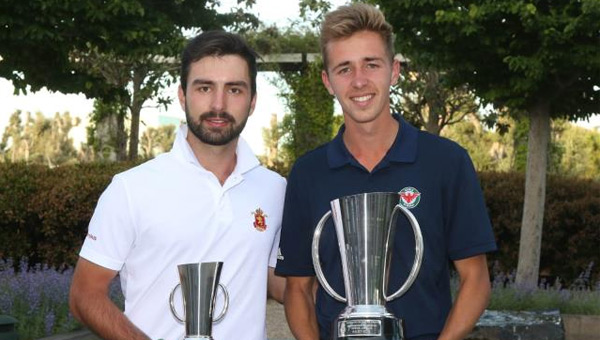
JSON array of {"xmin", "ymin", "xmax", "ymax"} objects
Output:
[{"xmin": 333, "ymin": 306, "xmax": 404, "ymax": 340}]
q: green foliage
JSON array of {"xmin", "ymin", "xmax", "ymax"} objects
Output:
[
  {"xmin": 488, "ymin": 285, "xmax": 600, "ymax": 315},
  {"xmin": 442, "ymin": 116, "xmax": 514, "ymax": 172},
  {"xmin": 0, "ymin": 0, "xmax": 254, "ymax": 97},
  {"xmin": 447, "ymin": 115, "xmax": 600, "ymax": 180},
  {"xmin": 246, "ymin": 26, "xmax": 336, "ymax": 172},
  {"xmin": 377, "ymin": 0, "xmax": 600, "ymax": 120},
  {"xmin": 553, "ymin": 121, "xmax": 600, "ymax": 179},
  {"xmin": 0, "ymin": 259, "xmax": 125, "ymax": 339},
  {"xmin": 244, "ymin": 25, "xmax": 320, "ymax": 56},
  {"xmin": 279, "ymin": 59, "xmax": 335, "ymax": 161},
  {"xmin": 1, "ymin": 164, "xmax": 597, "ymax": 285},
  {"xmin": 0, "ymin": 162, "xmax": 137, "ymax": 268},
  {"xmin": 393, "ymin": 64, "xmax": 481, "ymax": 135},
  {"xmin": 0, "ymin": 0, "xmax": 259, "ymax": 160},
  {"xmin": 480, "ymin": 171, "xmax": 600, "ymax": 285},
  {"xmin": 0, "ymin": 111, "xmax": 80, "ymax": 166},
  {"xmin": 140, "ymin": 125, "xmax": 176, "ymax": 159},
  {"xmin": 85, "ymin": 98, "xmax": 129, "ymax": 161}
]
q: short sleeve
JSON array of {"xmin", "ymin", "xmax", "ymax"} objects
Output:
[
  {"xmin": 275, "ymin": 164, "xmax": 316, "ymax": 276},
  {"xmin": 445, "ymin": 149, "xmax": 497, "ymax": 260},
  {"xmin": 79, "ymin": 175, "xmax": 137, "ymax": 271}
]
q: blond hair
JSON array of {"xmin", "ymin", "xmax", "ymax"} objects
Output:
[{"xmin": 320, "ymin": 3, "xmax": 395, "ymax": 71}]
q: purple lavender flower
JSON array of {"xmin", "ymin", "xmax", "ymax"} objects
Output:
[{"xmin": 45, "ymin": 310, "xmax": 55, "ymax": 335}]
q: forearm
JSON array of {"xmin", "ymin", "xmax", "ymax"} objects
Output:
[
  {"xmin": 71, "ymin": 292, "xmax": 150, "ymax": 340},
  {"xmin": 284, "ymin": 281, "xmax": 319, "ymax": 340},
  {"xmin": 438, "ymin": 256, "xmax": 491, "ymax": 340},
  {"xmin": 267, "ymin": 268, "xmax": 286, "ymax": 304}
]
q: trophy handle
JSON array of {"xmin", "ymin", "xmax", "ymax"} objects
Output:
[
  {"xmin": 312, "ymin": 210, "xmax": 346, "ymax": 303},
  {"xmin": 169, "ymin": 283, "xmax": 185, "ymax": 323},
  {"xmin": 212, "ymin": 283, "xmax": 229, "ymax": 323},
  {"xmin": 384, "ymin": 204, "xmax": 424, "ymax": 301}
]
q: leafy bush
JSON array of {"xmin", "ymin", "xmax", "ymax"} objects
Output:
[
  {"xmin": 480, "ymin": 172, "xmax": 600, "ymax": 286},
  {"xmin": 0, "ymin": 162, "xmax": 135, "ymax": 269},
  {"xmin": 0, "ymin": 164, "xmax": 598, "ymax": 285}
]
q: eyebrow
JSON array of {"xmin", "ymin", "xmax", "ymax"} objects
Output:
[
  {"xmin": 331, "ymin": 57, "xmax": 385, "ymax": 71},
  {"xmin": 190, "ymin": 79, "xmax": 249, "ymax": 88}
]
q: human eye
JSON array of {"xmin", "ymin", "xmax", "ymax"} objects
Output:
[
  {"xmin": 366, "ymin": 62, "xmax": 380, "ymax": 69},
  {"xmin": 337, "ymin": 67, "xmax": 350, "ymax": 75},
  {"xmin": 229, "ymin": 87, "xmax": 243, "ymax": 95},
  {"xmin": 196, "ymin": 85, "xmax": 211, "ymax": 93}
]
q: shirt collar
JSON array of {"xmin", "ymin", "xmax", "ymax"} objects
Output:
[
  {"xmin": 327, "ymin": 114, "xmax": 418, "ymax": 169},
  {"xmin": 171, "ymin": 124, "xmax": 260, "ymax": 175}
]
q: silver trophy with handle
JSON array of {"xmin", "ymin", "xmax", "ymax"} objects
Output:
[
  {"xmin": 169, "ymin": 262, "xmax": 229, "ymax": 340},
  {"xmin": 312, "ymin": 192, "xmax": 424, "ymax": 339}
]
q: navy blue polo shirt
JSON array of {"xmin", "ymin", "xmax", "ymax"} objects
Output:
[{"xmin": 275, "ymin": 115, "xmax": 497, "ymax": 340}]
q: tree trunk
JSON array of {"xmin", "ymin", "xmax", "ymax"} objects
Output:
[
  {"xmin": 115, "ymin": 113, "xmax": 127, "ymax": 162},
  {"xmin": 423, "ymin": 71, "xmax": 443, "ymax": 136},
  {"xmin": 515, "ymin": 102, "xmax": 551, "ymax": 288},
  {"xmin": 128, "ymin": 67, "xmax": 146, "ymax": 160}
]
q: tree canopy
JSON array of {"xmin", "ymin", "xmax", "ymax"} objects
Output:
[
  {"xmin": 379, "ymin": 0, "xmax": 599, "ymax": 120},
  {"xmin": 376, "ymin": 0, "xmax": 600, "ymax": 287},
  {"xmin": 0, "ymin": 0, "xmax": 252, "ymax": 97},
  {"xmin": 0, "ymin": 0, "xmax": 257, "ymax": 159}
]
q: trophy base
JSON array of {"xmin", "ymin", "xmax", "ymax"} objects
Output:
[
  {"xmin": 333, "ymin": 311, "xmax": 404, "ymax": 340},
  {"xmin": 184, "ymin": 337, "xmax": 212, "ymax": 340}
]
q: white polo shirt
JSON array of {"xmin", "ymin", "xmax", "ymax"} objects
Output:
[{"xmin": 80, "ymin": 125, "xmax": 286, "ymax": 340}]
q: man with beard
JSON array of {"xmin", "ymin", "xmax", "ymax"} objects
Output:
[{"xmin": 69, "ymin": 31, "xmax": 286, "ymax": 340}]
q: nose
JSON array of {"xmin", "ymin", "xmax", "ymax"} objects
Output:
[
  {"xmin": 211, "ymin": 88, "xmax": 226, "ymax": 113},
  {"xmin": 351, "ymin": 68, "xmax": 367, "ymax": 89}
]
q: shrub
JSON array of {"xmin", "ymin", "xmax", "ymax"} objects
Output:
[
  {"xmin": 0, "ymin": 164, "xmax": 598, "ymax": 285},
  {"xmin": 480, "ymin": 172, "xmax": 600, "ymax": 286},
  {"xmin": 0, "ymin": 162, "xmax": 135, "ymax": 269}
]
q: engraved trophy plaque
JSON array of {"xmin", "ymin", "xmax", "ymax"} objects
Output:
[
  {"xmin": 169, "ymin": 262, "xmax": 229, "ymax": 340},
  {"xmin": 312, "ymin": 192, "xmax": 424, "ymax": 339}
]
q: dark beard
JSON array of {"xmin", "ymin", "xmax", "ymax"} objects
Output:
[{"xmin": 185, "ymin": 107, "xmax": 249, "ymax": 146}]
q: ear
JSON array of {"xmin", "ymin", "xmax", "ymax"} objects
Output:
[
  {"xmin": 178, "ymin": 85, "xmax": 186, "ymax": 111},
  {"xmin": 321, "ymin": 70, "xmax": 335, "ymax": 96},
  {"xmin": 391, "ymin": 59, "xmax": 401, "ymax": 86}
]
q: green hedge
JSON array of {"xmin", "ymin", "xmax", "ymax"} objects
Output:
[
  {"xmin": 480, "ymin": 172, "xmax": 600, "ymax": 286},
  {"xmin": 0, "ymin": 162, "xmax": 135, "ymax": 269},
  {"xmin": 0, "ymin": 164, "xmax": 598, "ymax": 285}
]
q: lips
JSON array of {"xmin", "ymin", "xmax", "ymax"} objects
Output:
[
  {"xmin": 200, "ymin": 112, "xmax": 235, "ymax": 127},
  {"xmin": 350, "ymin": 93, "xmax": 374, "ymax": 106},
  {"xmin": 352, "ymin": 94, "xmax": 373, "ymax": 102}
]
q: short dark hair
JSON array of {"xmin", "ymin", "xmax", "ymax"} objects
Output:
[{"xmin": 180, "ymin": 31, "xmax": 259, "ymax": 97}]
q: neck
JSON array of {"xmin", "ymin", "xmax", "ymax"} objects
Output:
[
  {"xmin": 186, "ymin": 134, "xmax": 238, "ymax": 185},
  {"xmin": 343, "ymin": 114, "xmax": 399, "ymax": 172}
]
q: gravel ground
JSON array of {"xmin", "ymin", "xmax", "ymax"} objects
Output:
[{"xmin": 266, "ymin": 299, "xmax": 294, "ymax": 339}]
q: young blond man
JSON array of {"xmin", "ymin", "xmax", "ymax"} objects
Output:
[{"xmin": 276, "ymin": 4, "xmax": 496, "ymax": 340}]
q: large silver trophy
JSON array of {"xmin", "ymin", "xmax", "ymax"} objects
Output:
[
  {"xmin": 312, "ymin": 192, "xmax": 424, "ymax": 339},
  {"xmin": 169, "ymin": 262, "xmax": 229, "ymax": 340}
]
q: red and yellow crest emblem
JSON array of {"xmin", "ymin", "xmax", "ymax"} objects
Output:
[{"xmin": 252, "ymin": 208, "xmax": 268, "ymax": 232}]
